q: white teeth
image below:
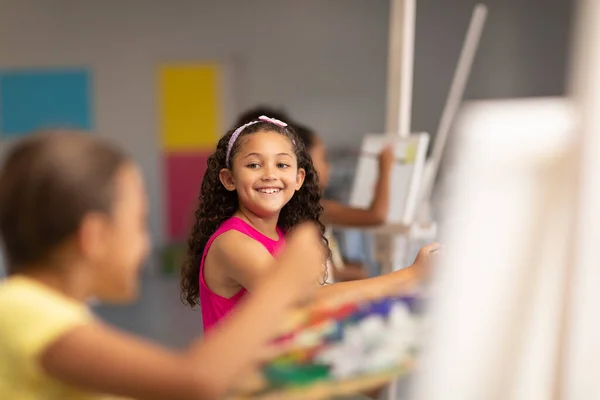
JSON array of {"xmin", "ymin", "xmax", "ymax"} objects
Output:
[{"xmin": 258, "ymin": 188, "xmax": 280, "ymax": 194}]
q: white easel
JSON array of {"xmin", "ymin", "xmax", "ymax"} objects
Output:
[
  {"xmin": 557, "ymin": 0, "xmax": 600, "ymax": 397},
  {"xmin": 418, "ymin": 4, "xmax": 488, "ymax": 213},
  {"xmin": 385, "ymin": 0, "xmax": 416, "ymax": 138},
  {"xmin": 411, "ymin": 96, "xmax": 577, "ymax": 400},
  {"xmin": 409, "ymin": 0, "xmax": 600, "ymax": 397},
  {"xmin": 372, "ymin": 3, "xmax": 488, "ymax": 274},
  {"xmin": 376, "ymin": 3, "xmax": 488, "ymax": 399}
]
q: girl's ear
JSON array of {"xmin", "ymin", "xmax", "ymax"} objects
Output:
[
  {"xmin": 219, "ymin": 168, "xmax": 236, "ymax": 191},
  {"xmin": 295, "ymin": 168, "xmax": 306, "ymax": 191}
]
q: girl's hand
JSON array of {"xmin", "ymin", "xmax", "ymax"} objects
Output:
[
  {"xmin": 378, "ymin": 145, "xmax": 395, "ymax": 173},
  {"xmin": 273, "ymin": 222, "xmax": 327, "ymax": 304},
  {"xmin": 380, "ymin": 242, "xmax": 442, "ymax": 296},
  {"xmin": 411, "ymin": 242, "xmax": 442, "ymax": 280}
]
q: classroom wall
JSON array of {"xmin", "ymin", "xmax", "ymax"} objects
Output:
[
  {"xmin": 411, "ymin": 0, "xmax": 574, "ymax": 139},
  {"xmin": 0, "ymin": 0, "xmax": 573, "ymax": 248},
  {"xmin": 0, "ymin": 0, "xmax": 390, "ymax": 247}
]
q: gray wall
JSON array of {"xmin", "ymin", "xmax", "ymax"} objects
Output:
[
  {"xmin": 0, "ymin": 0, "xmax": 573, "ymax": 248},
  {"xmin": 0, "ymin": 0, "xmax": 390, "ymax": 246},
  {"xmin": 412, "ymin": 0, "xmax": 574, "ymax": 139}
]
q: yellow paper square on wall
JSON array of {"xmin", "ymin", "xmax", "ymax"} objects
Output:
[{"xmin": 159, "ymin": 64, "xmax": 220, "ymax": 151}]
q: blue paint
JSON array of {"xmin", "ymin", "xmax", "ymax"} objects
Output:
[
  {"xmin": 0, "ymin": 68, "xmax": 93, "ymax": 137},
  {"xmin": 324, "ymin": 322, "xmax": 344, "ymax": 343},
  {"xmin": 395, "ymin": 296, "xmax": 420, "ymax": 313}
]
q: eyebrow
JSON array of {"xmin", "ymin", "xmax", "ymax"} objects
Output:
[{"xmin": 242, "ymin": 152, "xmax": 293, "ymax": 159}]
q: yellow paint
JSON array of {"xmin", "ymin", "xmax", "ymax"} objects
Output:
[
  {"xmin": 405, "ymin": 142, "xmax": 417, "ymax": 163},
  {"xmin": 159, "ymin": 64, "xmax": 220, "ymax": 151}
]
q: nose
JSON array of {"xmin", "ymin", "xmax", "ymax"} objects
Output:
[{"xmin": 261, "ymin": 164, "xmax": 277, "ymax": 181}]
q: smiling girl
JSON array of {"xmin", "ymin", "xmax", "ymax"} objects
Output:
[{"xmin": 180, "ymin": 116, "xmax": 438, "ymax": 332}]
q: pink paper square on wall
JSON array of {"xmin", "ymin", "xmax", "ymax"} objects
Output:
[{"xmin": 165, "ymin": 151, "xmax": 211, "ymax": 240}]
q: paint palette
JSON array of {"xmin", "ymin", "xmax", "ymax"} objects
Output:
[{"xmin": 230, "ymin": 294, "xmax": 424, "ymax": 399}]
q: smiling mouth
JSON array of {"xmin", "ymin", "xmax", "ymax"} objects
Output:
[{"xmin": 256, "ymin": 188, "xmax": 282, "ymax": 194}]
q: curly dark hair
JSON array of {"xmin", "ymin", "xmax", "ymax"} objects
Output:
[{"xmin": 180, "ymin": 120, "xmax": 330, "ymax": 307}]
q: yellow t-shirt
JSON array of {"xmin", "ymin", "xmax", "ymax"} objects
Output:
[{"xmin": 0, "ymin": 276, "xmax": 126, "ymax": 400}]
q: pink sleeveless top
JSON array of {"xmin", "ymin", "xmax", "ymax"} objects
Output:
[{"xmin": 199, "ymin": 217, "xmax": 285, "ymax": 332}]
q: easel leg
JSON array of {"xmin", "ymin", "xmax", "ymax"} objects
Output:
[{"xmin": 385, "ymin": 378, "xmax": 399, "ymax": 400}]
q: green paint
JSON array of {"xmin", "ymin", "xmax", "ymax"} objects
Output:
[{"xmin": 263, "ymin": 363, "xmax": 331, "ymax": 386}]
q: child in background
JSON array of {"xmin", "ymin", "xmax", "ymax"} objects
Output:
[
  {"xmin": 233, "ymin": 107, "xmax": 394, "ymax": 283},
  {"xmin": 181, "ymin": 114, "xmax": 438, "ymax": 331},
  {"xmin": 0, "ymin": 130, "xmax": 327, "ymax": 400},
  {"xmin": 295, "ymin": 122, "xmax": 392, "ymax": 283},
  {"xmin": 295, "ymin": 123, "xmax": 394, "ymax": 226}
]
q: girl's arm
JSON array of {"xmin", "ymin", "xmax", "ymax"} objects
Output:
[
  {"xmin": 208, "ymin": 230, "xmax": 280, "ymax": 292},
  {"xmin": 317, "ymin": 242, "xmax": 440, "ymax": 303},
  {"xmin": 40, "ymin": 223, "xmax": 325, "ymax": 400},
  {"xmin": 322, "ymin": 146, "xmax": 394, "ymax": 227}
]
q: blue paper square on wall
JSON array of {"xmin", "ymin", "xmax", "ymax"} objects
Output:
[{"xmin": 0, "ymin": 68, "xmax": 92, "ymax": 137}]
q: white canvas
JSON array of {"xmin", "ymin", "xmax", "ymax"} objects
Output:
[
  {"xmin": 411, "ymin": 97, "xmax": 577, "ymax": 400},
  {"xmin": 349, "ymin": 133, "xmax": 429, "ymax": 226}
]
